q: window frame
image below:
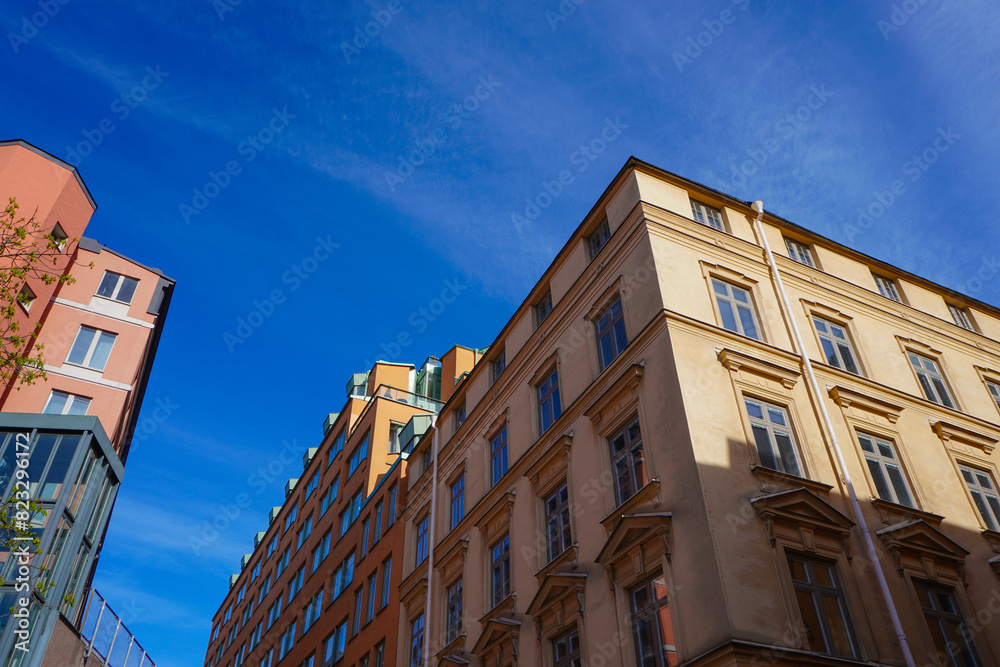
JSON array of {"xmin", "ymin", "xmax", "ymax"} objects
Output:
[
  {"xmin": 545, "ymin": 482, "xmax": 572, "ymax": 562},
  {"xmin": 415, "ymin": 514, "xmax": 429, "ymax": 565},
  {"xmin": 490, "ymin": 534, "xmax": 511, "ymax": 608},
  {"xmin": 690, "ymin": 199, "xmax": 725, "ymax": 231},
  {"xmin": 594, "ymin": 295, "xmax": 628, "ymax": 372},
  {"xmin": 587, "ymin": 217, "xmax": 611, "ymax": 260},
  {"xmin": 536, "ymin": 367, "xmax": 562, "ymax": 435},
  {"xmin": 906, "ymin": 351, "xmax": 957, "ymax": 409},
  {"xmin": 811, "ymin": 315, "xmax": 861, "ymax": 376},
  {"xmin": 710, "ymin": 277, "xmax": 763, "ymax": 341},
  {"xmin": 948, "ymin": 304, "xmax": 976, "ymax": 331},
  {"xmin": 42, "ymin": 390, "xmax": 91, "ymax": 416},
  {"xmin": 446, "ymin": 578, "xmax": 463, "ymax": 643},
  {"xmin": 785, "ymin": 553, "xmax": 860, "ymax": 659},
  {"xmin": 95, "ymin": 271, "xmax": 140, "ymax": 304},
  {"xmin": 958, "ymin": 463, "xmax": 1000, "ymax": 532},
  {"xmin": 66, "ymin": 325, "xmax": 117, "ymax": 372},
  {"xmin": 608, "ymin": 416, "xmax": 646, "ymax": 508},
  {"xmin": 743, "ymin": 397, "xmax": 805, "ymax": 478},
  {"xmin": 913, "ymin": 580, "xmax": 983, "ymax": 667},
  {"xmin": 490, "ymin": 425, "xmax": 509, "ymax": 487},
  {"xmin": 409, "ymin": 613, "xmax": 425, "ymax": 667},
  {"xmin": 491, "ymin": 348, "xmax": 506, "ymax": 384},
  {"xmin": 552, "ymin": 625, "xmax": 582, "ymax": 667},
  {"xmin": 856, "ymin": 432, "xmax": 916, "ymax": 509},
  {"xmin": 873, "ymin": 273, "xmax": 903, "ymax": 302},
  {"xmin": 628, "ymin": 572, "xmax": 677, "ymax": 667},
  {"xmin": 450, "ymin": 474, "xmax": 465, "ymax": 529},
  {"xmin": 784, "ymin": 237, "xmax": 816, "ymax": 268},
  {"xmin": 535, "ymin": 290, "xmax": 554, "ymax": 327}
]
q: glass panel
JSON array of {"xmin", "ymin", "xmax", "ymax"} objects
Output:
[
  {"xmin": 858, "ymin": 436, "xmax": 875, "ymax": 453},
  {"xmin": 751, "ymin": 425, "xmax": 777, "ymax": 470},
  {"xmin": 40, "ymin": 436, "xmax": 78, "ymax": 501},
  {"xmin": 932, "ymin": 378, "xmax": 954, "ymax": 408},
  {"xmin": 712, "ymin": 279, "xmax": 727, "ymax": 295},
  {"xmin": 867, "ymin": 459, "xmax": 891, "ymax": 501},
  {"xmin": 796, "ymin": 588, "xmax": 825, "ymax": 651},
  {"xmin": 820, "ymin": 339, "xmax": 839, "ymax": 366},
  {"xmin": 67, "ymin": 328, "xmax": 95, "ymax": 365},
  {"xmin": 89, "ymin": 331, "xmax": 116, "ymax": 370},
  {"xmin": 766, "ymin": 408, "xmax": 786, "ymax": 427},
  {"xmin": 744, "ymin": 400, "xmax": 763, "ymax": 420},
  {"xmin": 117, "ymin": 276, "xmax": 138, "ymax": 303},
  {"xmin": 837, "ymin": 344, "xmax": 859, "ymax": 374},
  {"xmin": 886, "ymin": 465, "xmax": 913, "ymax": 507},
  {"xmin": 813, "ymin": 318, "xmax": 828, "ymax": 333},
  {"xmin": 822, "ymin": 594, "xmax": 856, "ymax": 657},
  {"xmin": 737, "ymin": 305, "xmax": 759, "ymax": 339},
  {"xmin": 717, "ymin": 299, "xmax": 737, "ymax": 332},
  {"xmin": 774, "ymin": 432, "xmax": 800, "ymax": 476}
]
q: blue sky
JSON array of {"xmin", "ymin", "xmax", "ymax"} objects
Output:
[{"xmin": 3, "ymin": 0, "xmax": 1000, "ymax": 664}]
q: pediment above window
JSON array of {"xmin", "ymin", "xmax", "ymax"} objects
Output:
[
  {"xmin": 932, "ymin": 420, "xmax": 997, "ymax": 455},
  {"xmin": 471, "ymin": 616, "xmax": 521, "ymax": 664},
  {"xmin": 399, "ymin": 575, "xmax": 427, "ymax": 610},
  {"xmin": 526, "ymin": 572, "xmax": 587, "ymax": 640},
  {"xmin": 475, "ymin": 492, "xmax": 515, "ymax": 545},
  {"xmin": 436, "ymin": 538, "xmax": 469, "ymax": 581},
  {"xmin": 437, "ymin": 654, "xmax": 470, "ymax": 667},
  {"xmin": 584, "ymin": 363, "xmax": 644, "ymax": 433},
  {"xmin": 718, "ymin": 348, "xmax": 799, "ymax": 390},
  {"xmin": 596, "ymin": 512, "xmax": 672, "ymax": 579},
  {"xmin": 750, "ymin": 488, "xmax": 853, "ymax": 549},
  {"xmin": 523, "ymin": 436, "xmax": 571, "ymax": 495},
  {"xmin": 600, "ymin": 479, "xmax": 662, "ymax": 530},
  {"xmin": 876, "ymin": 519, "xmax": 969, "ymax": 578},
  {"xmin": 828, "ymin": 386, "xmax": 903, "ymax": 424}
]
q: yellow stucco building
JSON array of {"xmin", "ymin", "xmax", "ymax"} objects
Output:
[{"xmin": 399, "ymin": 158, "xmax": 1000, "ymax": 667}]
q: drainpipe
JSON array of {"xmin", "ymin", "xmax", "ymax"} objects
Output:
[
  {"xmin": 423, "ymin": 416, "xmax": 439, "ymax": 667},
  {"xmin": 749, "ymin": 201, "xmax": 915, "ymax": 667}
]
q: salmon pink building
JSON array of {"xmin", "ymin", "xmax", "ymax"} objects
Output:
[{"xmin": 0, "ymin": 139, "xmax": 174, "ymax": 666}]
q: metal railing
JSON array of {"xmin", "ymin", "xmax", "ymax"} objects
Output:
[
  {"xmin": 78, "ymin": 589, "xmax": 155, "ymax": 667},
  {"xmin": 350, "ymin": 384, "xmax": 443, "ymax": 440}
]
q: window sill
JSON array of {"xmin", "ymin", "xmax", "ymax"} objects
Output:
[
  {"xmin": 534, "ymin": 544, "xmax": 578, "ymax": 580},
  {"xmin": 750, "ymin": 466, "xmax": 832, "ymax": 497},
  {"xmin": 870, "ymin": 498, "xmax": 943, "ymax": 526},
  {"xmin": 600, "ymin": 478, "xmax": 661, "ymax": 531},
  {"xmin": 478, "ymin": 593, "xmax": 516, "ymax": 625}
]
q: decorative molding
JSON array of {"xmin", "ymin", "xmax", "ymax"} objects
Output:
[
  {"xmin": 534, "ymin": 544, "xmax": 579, "ymax": 580},
  {"xmin": 750, "ymin": 488, "xmax": 854, "ymax": 549},
  {"xmin": 596, "ymin": 512, "xmax": 672, "ymax": 573},
  {"xmin": 932, "ymin": 421, "xmax": 997, "ymax": 455},
  {"xmin": 584, "ymin": 363, "xmax": 644, "ymax": 432},
  {"xmin": 717, "ymin": 348, "xmax": 799, "ymax": 390},
  {"xmin": 524, "ymin": 436, "xmax": 572, "ymax": 495},
  {"xmin": 875, "ymin": 520, "xmax": 969, "ymax": 577},
  {"xmin": 475, "ymin": 492, "xmax": 516, "ymax": 545},
  {"xmin": 436, "ymin": 538, "xmax": 470, "ymax": 583},
  {"xmin": 600, "ymin": 479, "xmax": 662, "ymax": 530},
  {"xmin": 871, "ymin": 498, "xmax": 944, "ymax": 527},
  {"xmin": 829, "ymin": 386, "xmax": 903, "ymax": 424},
  {"xmin": 750, "ymin": 466, "xmax": 833, "ymax": 497}
]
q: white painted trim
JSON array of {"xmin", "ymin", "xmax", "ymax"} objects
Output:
[
  {"xmin": 43, "ymin": 364, "xmax": 133, "ymax": 391},
  {"xmin": 52, "ymin": 297, "xmax": 155, "ymax": 329}
]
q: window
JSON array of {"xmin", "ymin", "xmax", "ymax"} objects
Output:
[
  {"xmin": 276, "ymin": 548, "xmax": 289, "ymax": 576},
  {"xmin": 786, "ymin": 555, "xmax": 858, "ymax": 658},
  {"xmin": 304, "ymin": 471, "xmax": 319, "ymax": 497},
  {"xmin": 409, "ymin": 614, "xmax": 425, "ymax": 667},
  {"xmin": 251, "ymin": 559, "xmax": 261, "ymax": 581},
  {"xmin": 491, "ymin": 535, "xmax": 510, "ymax": 606},
  {"xmin": 446, "ymin": 579, "xmax": 462, "ymax": 642},
  {"xmin": 388, "ymin": 422, "xmax": 403, "ymax": 454},
  {"xmin": 373, "ymin": 641, "xmax": 385, "ymax": 667},
  {"xmin": 874, "ymin": 273, "xmax": 901, "ymax": 302},
  {"xmin": 267, "ymin": 535, "xmax": 277, "ymax": 559},
  {"xmin": 16, "ymin": 284, "xmax": 35, "ymax": 312},
  {"xmin": 415, "ymin": 515, "xmax": 429, "ymax": 564},
  {"xmin": 454, "ymin": 402, "xmax": 466, "ymax": 430},
  {"xmin": 289, "ymin": 566, "xmax": 305, "ymax": 599},
  {"xmin": 948, "ymin": 304, "xmax": 974, "ymax": 331},
  {"xmin": 537, "ymin": 369, "xmax": 562, "ymax": 434},
  {"xmin": 241, "ymin": 599, "xmax": 253, "ymax": 627},
  {"xmin": 595, "ymin": 296, "xmax": 628, "ymax": 371},
  {"xmin": 373, "ymin": 501, "xmax": 383, "ymax": 543},
  {"xmin": 42, "ymin": 391, "xmax": 91, "ymax": 416},
  {"xmin": 278, "ymin": 621, "xmax": 297, "ymax": 659},
  {"xmin": 250, "ymin": 620, "xmax": 262, "ymax": 648},
  {"xmin": 284, "ymin": 505, "xmax": 297, "ymax": 533},
  {"xmin": 536, "ymin": 291, "xmax": 553, "ymax": 326},
  {"xmin": 341, "ymin": 488, "xmax": 364, "ymax": 536},
  {"xmin": 491, "ymin": 426, "xmax": 508, "ymax": 486},
  {"xmin": 812, "ymin": 317, "xmax": 859, "ymax": 375},
  {"xmin": 450, "ymin": 475, "xmax": 465, "ymax": 529},
  {"xmin": 914, "ymin": 582, "xmax": 982, "ymax": 667},
  {"xmin": 234, "ymin": 643, "xmax": 246, "ymax": 667},
  {"xmin": 629, "ymin": 573, "xmax": 677, "ymax": 667},
  {"xmin": 96, "ymin": 271, "xmax": 139, "ymax": 304},
  {"xmin": 328, "ymin": 429, "xmax": 345, "ymax": 467},
  {"xmin": 49, "ymin": 223, "xmax": 67, "ymax": 251},
  {"xmin": 745, "ymin": 399, "xmax": 802, "ymax": 476},
  {"xmin": 66, "ymin": 326, "xmax": 116, "ymax": 371},
  {"xmin": 784, "ymin": 238, "xmax": 815, "ymax": 268},
  {"xmin": 312, "ymin": 531, "xmax": 331, "ymax": 572},
  {"xmin": 324, "ymin": 621, "xmax": 348, "ymax": 665},
  {"xmin": 360, "ymin": 517, "xmax": 370, "ymax": 558},
  {"xmin": 691, "ymin": 200, "xmax": 724, "ymax": 231},
  {"xmin": 297, "ymin": 514, "xmax": 313, "ymax": 550},
  {"xmin": 588, "ymin": 218, "xmax": 611, "ymax": 258},
  {"xmin": 353, "ymin": 587, "xmax": 364, "ymax": 636},
  {"xmin": 303, "ymin": 590, "xmax": 323, "ymax": 633},
  {"xmin": 380, "ymin": 557, "xmax": 391, "ymax": 608},
  {"xmin": 348, "ymin": 433, "xmax": 369, "ymax": 477},
  {"xmin": 258, "ymin": 574, "xmax": 271, "ymax": 604},
  {"xmin": 387, "ymin": 485, "xmax": 397, "ymax": 526},
  {"xmin": 987, "ymin": 381, "xmax": 1000, "ymax": 413},
  {"xmin": 545, "ymin": 483, "xmax": 572, "ymax": 561},
  {"xmin": 858, "ymin": 434, "xmax": 914, "ymax": 508},
  {"xmin": 553, "ymin": 626, "xmax": 581, "ymax": 667},
  {"xmin": 366, "ymin": 572, "xmax": 377, "ymax": 623},
  {"xmin": 959, "ymin": 465, "xmax": 1000, "ymax": 531},
  {"xmin": 228, "ymin": 624, "xmax": 237, "ymax": 647},
  {"xmin": 301, "ymin": 655, "xmax": 315, "ymax": 667},
  {"xmin": 333, "ymin": 551, "xmax": 356, "ymax": 598},
  {"xmin": 267, "ymin": 595, "xmax": 282, "ymax": 628},
  {"xmin": 321, "ymin": 478, "xmax": 339, "ymax": 515},
  {"xmin": 907, "ymin": 352, "xmax": 955, "ymax": 408},
  {"xmin": 609, "ymin": 417, "xmax": 646, "ymax": 506},
  {"xmin": 491, "ymin": 349, "xmax": 506, "ymax": 383},
  {"xmin": 237, "ymin": 583, "xmax": 246, "ymax": 603},
  {"xmin": 260, "ymin": 647, "xmax": 273, "ymax": 667},
  {"xmin": 711, "ymin": 279, "xmax": 760, "ymax": 340}
]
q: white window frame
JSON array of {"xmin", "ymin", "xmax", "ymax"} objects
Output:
[
  {"xmin": 95, "ymin": 271, "xmax": 140, "ymax": 304},
  {"xmin": 711, "ymin": 278, "xmax": 762, "ymax": 340},
  {"xmin": 66, "ymin": 325, "xmax": 117, "ymax": 371},
  {"xmin": 744, "ymin": 398, "xmax": 803, "ymax": 477},
  {"xmin": 907, "ymin": 352, "xmax": 956, "ymax": 409},
  {"xmin": 857, "ymin": 433, "xmax": 914, "ymax": 508},
  {"xmin": 948, "ymin": 304, "xmax": 974, "ymax": 331},
  {"xmin": 784, "ymin": 237, "xmax": 815, "ymax": 267},
  {"xmin": 16, "ymin": 283, "xmax": 35, "ymax": 313},
  {"xmin": 873, "ymin": 274, "xmax": 901, "ymax": 302},
  {"xmin": 536, "ymin": 291, "xmax": 553, "ymax": 327},
  {"xmin": 959, "ymin": 464, "xmax": 1000, "ymax": 532},
  {"xmin": 43, "ymin": 390, "xmax": 91, "ymax": 415},
  {"xmin": 594, "ymin": 295, "xmax": 628, "ymax": 371},
  {"xmin": 691, "ymin": 200, "xmax": 725, "ymax": 231},
  {"xmin": 812, "ymin": 316, "xmax": 861, "ymax": 375},
  {"xmin": 587, "ymin": 218, "xmax": 611, "ymax": 259}
]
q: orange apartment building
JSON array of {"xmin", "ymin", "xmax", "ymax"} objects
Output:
[
  {"xmin": 204, "ymin": 349, "xmax": 481, "ymax": 667},
  {"xmin": 0, "ymin": 139, "xmax": 174, "ymax": 666}
]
